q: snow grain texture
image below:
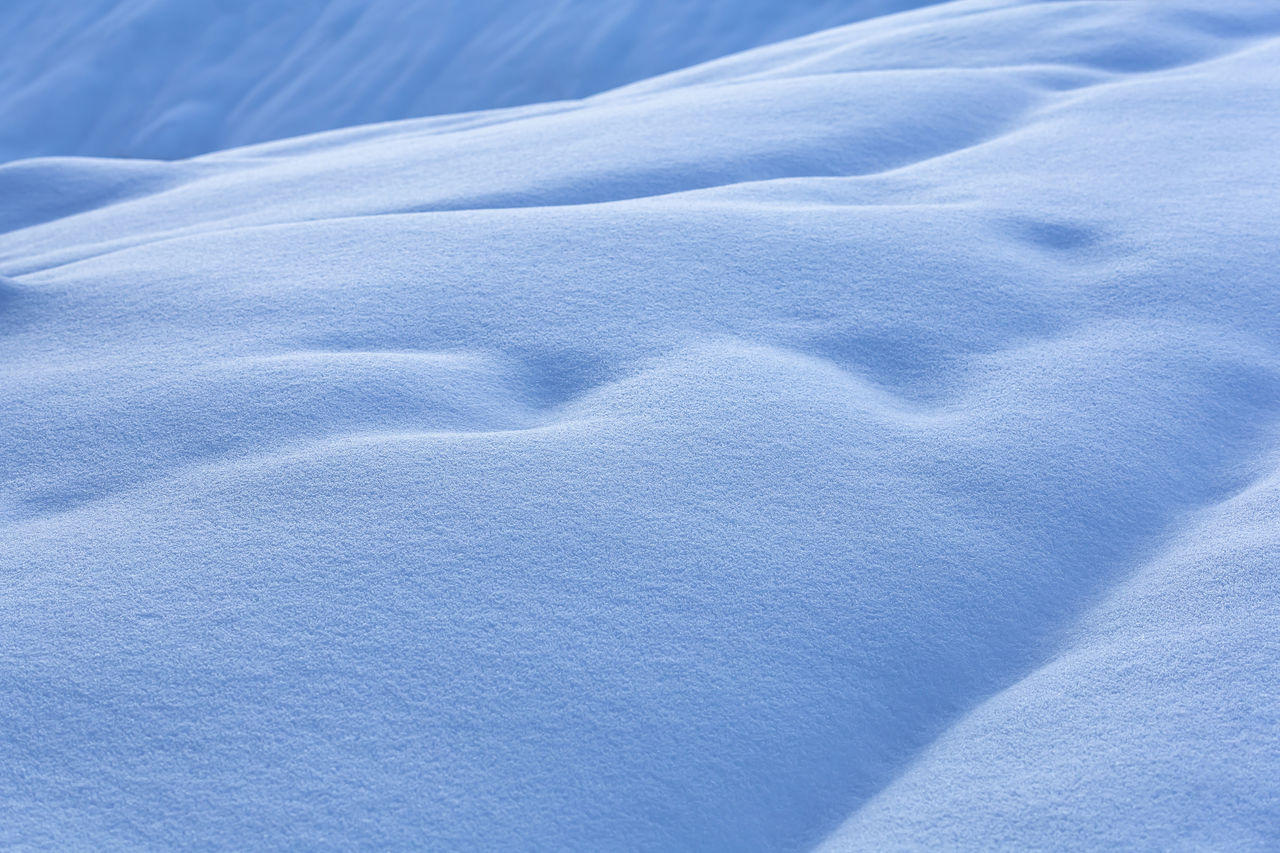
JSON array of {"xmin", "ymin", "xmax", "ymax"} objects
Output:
[{"xmin": 2, "ymin": 0, "xmax": 1280, "ymax": 850}]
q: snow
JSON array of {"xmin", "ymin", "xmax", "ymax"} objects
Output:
[
  {"xmin": 0, "ymin": 0, "xmax": 938, "ymax": 162},
  {"xmin": 2, "ymin": 0, "xmax": 1280, "ymax": 849}
]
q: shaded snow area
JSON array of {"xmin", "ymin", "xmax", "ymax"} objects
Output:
[
  {"xmin": 0, "ymin": 0, "xmax": 939, "ymax": 161},
  {"xmin": 3, "ymin": 0, "xmax": 1280, "ymax": 849}
]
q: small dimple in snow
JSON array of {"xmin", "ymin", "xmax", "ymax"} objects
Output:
[{"xmin": 1003, "ymin": 215, "xmax": 1103, "ymax": 252}]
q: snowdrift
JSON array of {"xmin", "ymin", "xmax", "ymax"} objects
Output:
[
  {"xmin": 2, "ymin": 0, "xmax": 1279, "ymax": 849},
  {"xmin": 0, "ymin": 0, "xmax": 937, "ymax": 161}
]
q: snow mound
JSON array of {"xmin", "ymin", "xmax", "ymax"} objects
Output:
[
  {"xmin": 2, "ymin": 0, "xmax": 1279, "ymax": 849},
  {"xmin": 0, "ymin": 0, "xmax": 939, "ymax": 162}
]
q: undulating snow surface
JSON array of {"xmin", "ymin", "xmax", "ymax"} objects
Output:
[
  {"xmin": 3, "ymin": 0, "xmax": 1280, "ymax": 849},
  {"xmin": 0, "ymin": 0, "xmax": 938, "ymax": 161}
]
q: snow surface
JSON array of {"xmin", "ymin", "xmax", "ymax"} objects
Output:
[
  {"xmin": 0, "ymin": 0, "xmax": 938, "ymax": 162},
  {"xmin": 3, "ymin": 0, "xmax": 1280, "ymax": 849}
]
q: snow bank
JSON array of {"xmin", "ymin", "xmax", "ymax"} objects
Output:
[
  {"xmin": 2, "ymin": 0, "xmax": 1279, "ymax": 849},
  {"xmin": 0, "ymin": 0, "xmax": 937, "ymax": 161}
]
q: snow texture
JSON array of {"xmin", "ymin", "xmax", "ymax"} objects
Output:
[
  {"xmin": 2, "ymin": 0, "xmax": 1279, "ymax": 850},
  {"xmin": 0, "ymin": 0, "xmax": 938, "ymax": 161}
]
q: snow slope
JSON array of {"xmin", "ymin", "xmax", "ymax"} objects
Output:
[
  {"xmin": 0, "ymin": 0, "xmax": 938, "ymax": 162},
  {"xmin": 3, "ymin": 0, "xmax": 1280, "ymax": 849}
]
